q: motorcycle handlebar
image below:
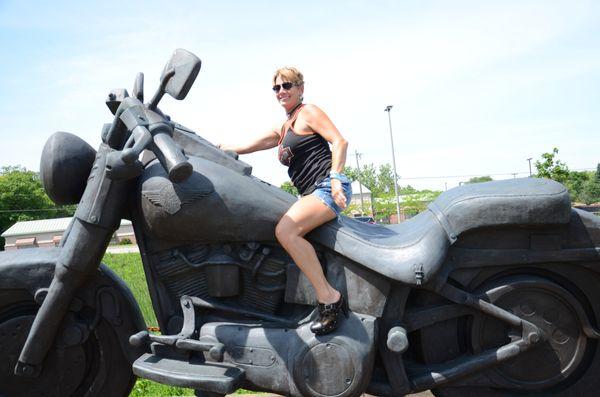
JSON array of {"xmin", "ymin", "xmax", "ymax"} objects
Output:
[
  {"xmin": 114, "ymin": 97, "xmax": 192, "ymax": 183},
  {"xmin": 152, "ymin": 130, "xmax": 193, "ymax": 183}
]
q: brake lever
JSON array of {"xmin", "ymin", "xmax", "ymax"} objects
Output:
[{"xmin": 121, "ymin": 126, "xmax": 153, "ymax": 164}]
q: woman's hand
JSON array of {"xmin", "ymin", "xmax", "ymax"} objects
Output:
[{"xmin": 331, "ymin": 179, "xmax": 347, "ymax": 210}]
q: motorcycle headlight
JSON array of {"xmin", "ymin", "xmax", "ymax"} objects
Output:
[{"xmin": 40, "ymin": 131, "xmax": 96, "ymax": 205}]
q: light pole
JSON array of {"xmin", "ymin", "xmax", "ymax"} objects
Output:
[
  {"xmin": 385, "ymin": 105, "xmax": 401, "ymax": 223},
  {"xmin": 527, "ymin": 158, "xmax": 532, "ymax": 177}
]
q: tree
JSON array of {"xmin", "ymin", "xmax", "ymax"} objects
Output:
[
  {"xmin": 580, "ymin": 176, "xmax": 600, "ymax": 205},
  {"xmin": 358, "ymin": 163, "xmax": 378, "ymax": 194},
  {"xmin": 0, "ymin": 166, "xmax": 74, "ymax": 250},
  {"xmin": 535, "ymin": 148, "xmax": 570, "ymax": 185},
  {"xmin": 583, "ymin": 163, "xmax": 600, "ymax": 204},
  {"xmin": 377, "ymin": 164, "xmax": 396, "ymax": 195},
  {"xmin": 372, "ymin": 198, "xmax": 398, "ymax": 221},
  {"xmin": 398, "ymin": 185, "xmax": 418, "ymax": 194},
  {"xmin": 280, "ymin": 181, "xmax": 299, "ymax": 196},
  {"xmin": 343, "ymin": 166, "xmax": 358, "ymax": 182},
  {"xmin": 533, "ymin": 149, "xmax": 600, "ymax": 204},
  {"xmin": 344, "ymin": 163, "xmax": 442, "ymax": 221},
  {"xmin": 567, "ymin": 170, "xmax": 592, "ymax": 202},
  {"xmin": 466, "ymin": 176, "xmax": 493, "ymax": 184},
  {"xmin": 344, "ymin": 163, "xmax": 399, "ymax": 197}
]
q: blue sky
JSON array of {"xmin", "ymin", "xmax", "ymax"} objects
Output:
[{"xmin": 1, "ymin": 0, "xmax": 599, "ymax": 190}]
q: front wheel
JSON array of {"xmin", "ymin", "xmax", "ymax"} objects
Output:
[{"xmin": 0, "ymin": 289, "xmax": 135, "ymax": 397}]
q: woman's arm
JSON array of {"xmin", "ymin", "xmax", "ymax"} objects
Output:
[
  {"xmin": 219, "ymin": 127, "xmax": 280, "ymax": 154},
  {"xmin": 302, "ymin": 105, "xmax": 349, "ymax": 209}
]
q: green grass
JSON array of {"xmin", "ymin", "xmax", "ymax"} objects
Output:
[
  {"xmin": 102, "ymin": 252, "xmax": 256, "ymax": 396},
  {"xmin": 129, "ymin": 379, "xmax": 195, "ymax": 397},
  {"xmin": 103, "ymin": 252, "xmax": 195, "ymax": 396},
  {"xmin": 103, "ymin": 252, "xmax": 158, "ymax": 327}
]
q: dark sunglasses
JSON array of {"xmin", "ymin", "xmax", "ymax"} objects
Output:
[{"xmin": 272, "ymin": 82, "xmax": 296, "ymax": 93}]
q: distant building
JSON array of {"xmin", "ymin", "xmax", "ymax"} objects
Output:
[
  {"xmin": 573, "ymin": 204, "xmax": 600, "ymax": 215},
  {"xmin": 1, "ymin": 217, "xmax": 135, "ymax": 251},
  {"xmin": 350, "ymin": 181, "xmax": 373, "ymax": 215}
]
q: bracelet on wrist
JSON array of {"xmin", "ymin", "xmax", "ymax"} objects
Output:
[{"xmin": 329, "ymin": 172, "xmax": 345, "ymax": 181}]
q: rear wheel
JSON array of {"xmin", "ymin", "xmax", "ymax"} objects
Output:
[
  {"xmin": 418, "ymin": 265, "xmax": 600, "ymax": 397},
  {"xmin": 0, "ymin": 290, "xmax": 135, "ymax": 397}
]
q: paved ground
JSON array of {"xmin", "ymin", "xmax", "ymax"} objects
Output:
[
  {"xmin": 106, "ymin": 244, "xmax": 140, "ymax": 254},
  {"xmin": 228, "ymin": 393, "xmax": 433, "ymax": 396}
]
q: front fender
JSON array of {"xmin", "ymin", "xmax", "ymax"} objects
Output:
[{"xmin": 0, "ymin": 247, "xmax": 146, "ymax": 363}]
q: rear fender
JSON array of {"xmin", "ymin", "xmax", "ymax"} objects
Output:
[
  {"xmin": 447, "ymin": 209, "xmax": 600, "ymax": 274},
  {"xmin": 567, "ymin": 208, "xmax": 600, "ymax": 249},
  {"xmin": 451, "ymin": 208, "xmax": 600, "ymax": 250},
  {"xmin": 0, "ymin": 247, "xmax": 146, "ymax": 363}
]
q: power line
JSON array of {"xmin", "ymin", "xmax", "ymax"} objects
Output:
[
  {"xmin": 0, "ymin": 207, "xmax": 75, "ymax": 213},
  {"xmin": 395, "ymin": 168, "xmax": 596, "ymax": 181},
  {"xmin": 348, "ymin": 151, "xmax": 596, "ymax": 180}
]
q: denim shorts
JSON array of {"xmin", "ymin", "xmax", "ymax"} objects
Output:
[{"xmin": 311, "ymin": 175, "xmax": 353, "ymax": 215}]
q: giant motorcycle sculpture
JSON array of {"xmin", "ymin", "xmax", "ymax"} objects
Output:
[{"xmin": 1, "ymin": 49, "xmax": 600, "ymax": 397}]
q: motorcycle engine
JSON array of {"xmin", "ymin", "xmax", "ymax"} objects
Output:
[{"xmin": 152, "ymin": 242, "xmax": 289, "ymax": 330}]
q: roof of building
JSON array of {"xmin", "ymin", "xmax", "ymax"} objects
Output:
[
  {"xmin": 1, "ymin": 217, "xmax": 132, "ymax": 238},
  {"xmin": 351, "ymin": 181, "xmax": 371, "ymax": 194}
]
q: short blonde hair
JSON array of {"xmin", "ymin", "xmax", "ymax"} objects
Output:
[{"xmin": 273, "ymin": 67, "xmax": 304, "ymax": 86}]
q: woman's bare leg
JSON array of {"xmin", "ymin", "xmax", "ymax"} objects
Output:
[{"xmin": 275, "ymin": 195, "xmax": 340, "ymax": 304}]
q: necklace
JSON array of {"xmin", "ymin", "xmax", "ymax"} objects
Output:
[{"xmin": 287, "ymin": 102, "xmax": 303, "ymax": 119}]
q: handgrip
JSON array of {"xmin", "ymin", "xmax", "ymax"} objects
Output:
[
  {"xmin": 121, "ymin": 125, "xmax": 153, "ymax": 164},
  {"xmin": 153, "ymin": 131, "xmax": 193, "ymax": 183}
]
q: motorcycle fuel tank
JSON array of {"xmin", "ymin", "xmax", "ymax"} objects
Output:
[{"xmin": 138, "ymin": 155, "xmax": 296, "ymax": 244}]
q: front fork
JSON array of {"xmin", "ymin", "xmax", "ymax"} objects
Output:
[{"xmin": 15, "ymin": 144, "xmax": 132, "ymax": 377}]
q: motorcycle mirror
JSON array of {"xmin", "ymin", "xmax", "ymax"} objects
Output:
[
  {"xmin": 161, "ymin": 49, "xmax": 201, "ymax": 100},
  {"xmin": 133, "ymin": 72, "xmax": 144, "ymax": 102},
  {"xmin": 148, "ymin": 49, "xmax": 201, "ymax": 110}
]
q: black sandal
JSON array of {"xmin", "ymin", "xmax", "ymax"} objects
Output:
[{"xmin": 310, "ymin": 295, "xmax": 349, "ymax": 335}]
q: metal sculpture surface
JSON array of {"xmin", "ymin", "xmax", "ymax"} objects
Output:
[{"xmin": 2, "ymin": 49, "xmax": 600, "ymax": 397}]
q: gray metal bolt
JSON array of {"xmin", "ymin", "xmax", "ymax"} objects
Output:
[
  {"xmin": 387, "ymin": 326, "xmax": 409, "ymax": 353},
  {"xmin": 529, "ymin": 332, "xmax": 540, "ymax": 344}
]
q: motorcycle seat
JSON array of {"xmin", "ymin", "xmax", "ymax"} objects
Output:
[
  {"xmin": 310, "ymin": 178, "xmax": 570, "ymax": 285},
  {"xmin": 310, "ymin": 209, "xmax": 449, "ymax": 285}
]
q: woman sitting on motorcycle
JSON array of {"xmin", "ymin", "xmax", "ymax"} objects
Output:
[{"xmin": 219, "ymin": 67, "xmax": 351, "ymax": 335}]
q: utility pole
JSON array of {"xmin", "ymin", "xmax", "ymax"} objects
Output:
[
  {"xmin": 385, "ymin": 105, "xmax": 401, "ymax": 223},
  {"xmin": 527, "ymin": 158, "xmax": 533, "ymax": 177},
  {"xmin": 353, "ymin": 150, "xmax": 365, "ymax": 215}
]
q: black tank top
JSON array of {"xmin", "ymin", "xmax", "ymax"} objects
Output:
[{"xmin": 278, "ymin": 104, "xmax": 332, "ymax": 195}]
